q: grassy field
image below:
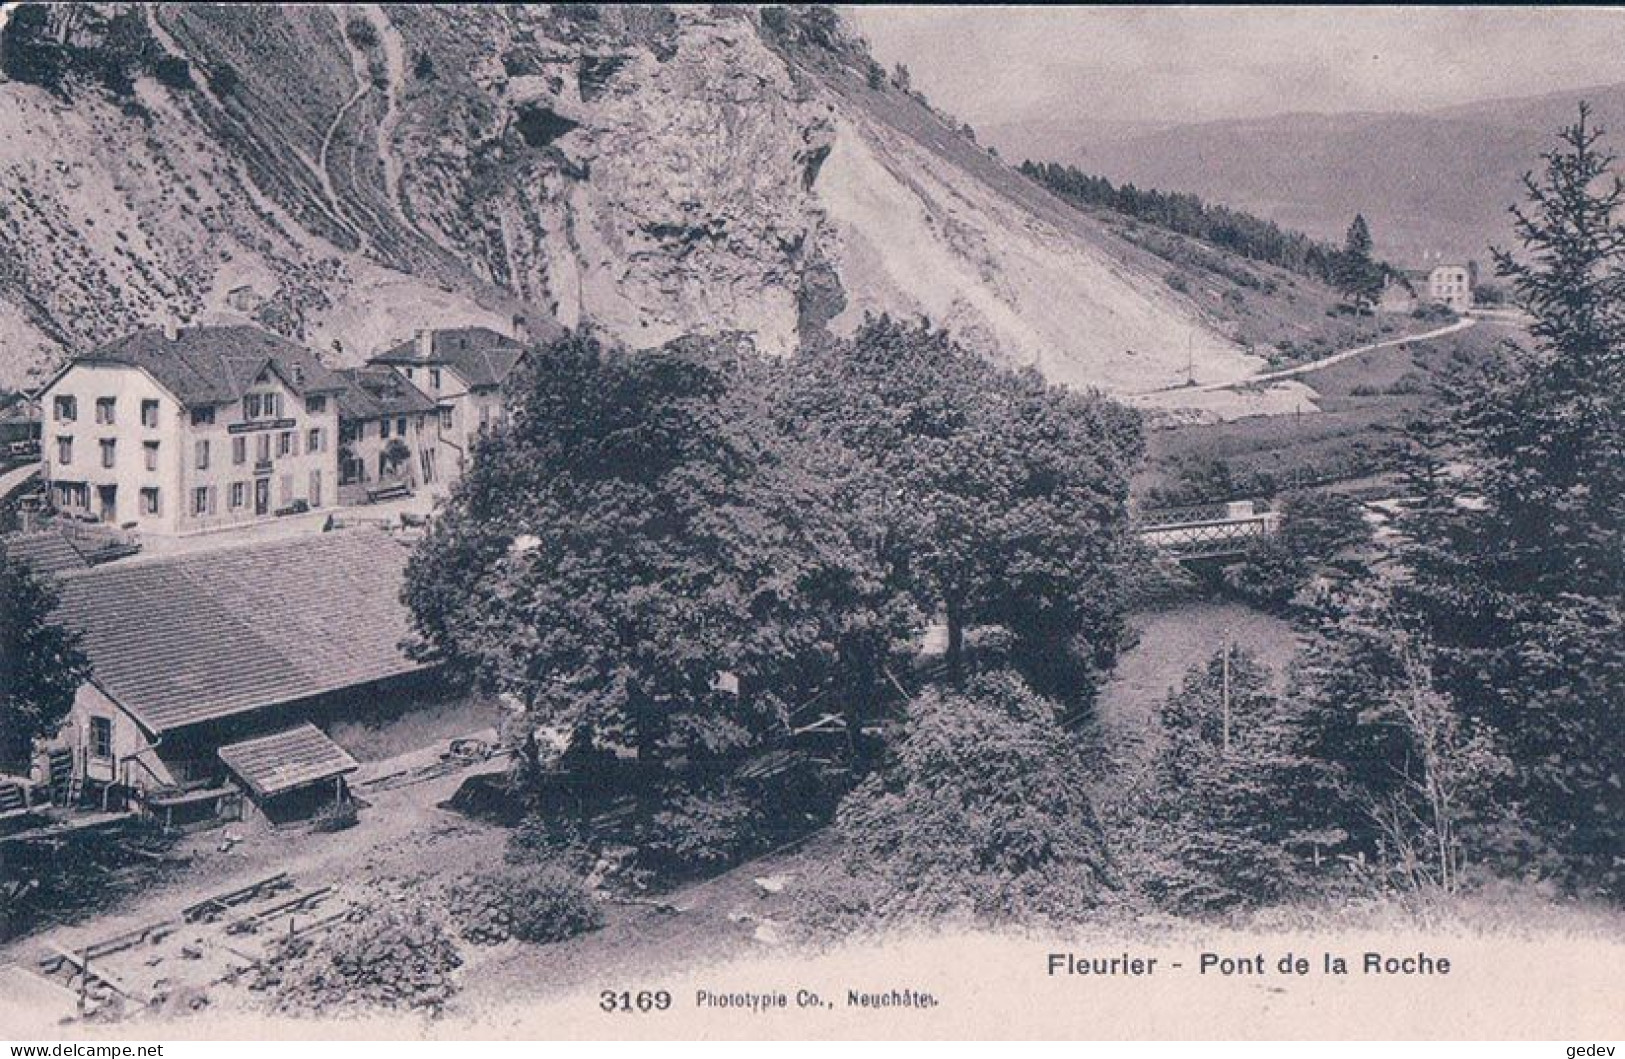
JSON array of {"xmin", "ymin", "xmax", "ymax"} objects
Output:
[{"xmin": 1135, "ymin": 317, "xmax": 1523, "ymax": 506}]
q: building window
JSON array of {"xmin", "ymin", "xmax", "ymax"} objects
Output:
[
  {"xmin": 380, "ymin": 417, "xmax": 391, "ymax": 439},
  {"xmin": 100, "ymin": 438, "xmax": 116, "ymax": 469},
  {"xmin": 440, "ymin": 406, "xmax": 453, "ymax": 430},
  {"xmin": 54, "ymin": 395, "xmax": 77, "ymax": 422},
  {"xmin": 230, "ymin": 481, "xmax": 246, "ymax": 509},
  {"xmin": 89, "ymin": 716, "xmax": 113, "ymax": 760},
  {"xmin": 404, "ymin": 366, "xmax": 414, "ymax": 379},
  {"xmin": 141, "ymin": 399, "xmax": 159, "ymax": 428},
  {"xmin": 308, "ymin": 427, "xmax": 323, "ymax": 453},
  {"xmin": 244, "ymin": 394, "xmax": 261, "ymax": 420},
  {"xmin": 307, "ymin": 396, "xmax": 327, "ymax": 414},
  {"xmin": 233, "ymin": 436, "xmax": 247, "ymax": 465},
  {"xmin": 396, "ymin": 416, "xmax": 407, "ymax": 437},
  {"xmin": 191, "ymin": 406, "xmax": 215, "ymax": 427},
  {"xmin": 195, "ymin": 439, "xmax": 210, "ymax": 470},
  {"xmin": 143, "ymin": 440, "xmax": 159, "ymax": 471},
  {"xmin": 256, "ymin": 433, "xmax": 271, "ymax": 463},
  {"xmin": 278, "ymin": 431, "xmax": 293, "ymax": 457},
  {"xmin": 95, "ymin": 397, "xmax": 116, "ymax": 425},
  {"xmin": 56, "ymin": 436, "xmax": 73, "ymax": 465},
  {"xmin": 140, "ymin": 487, "xmax": 160, "ymax": 516},
  {"xmin": 53, "ymin": 481, "xmax": 86, "ymax": 509},
  {"xmin": 430, "ymin": 368, "xmax": 441, "ymax": 388},
  {"xmin": 193, "ymin": 486, "xmax": 210, "ymax": 516}
]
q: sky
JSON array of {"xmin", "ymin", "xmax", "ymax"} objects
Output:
[{"xmin": 847, "ymin": 7, "xmax": 1625, "ymax": 129}]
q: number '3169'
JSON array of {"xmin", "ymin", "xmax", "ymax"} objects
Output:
[{"xmin": 600, "ymin": 989, "xmax": 672, "ymax": 1013}]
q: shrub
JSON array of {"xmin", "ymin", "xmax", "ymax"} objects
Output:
[
  {"xmin": 799, "ymin": 671, "xmax": 1108, "ymax": 929},
  {"xmin": 267, "ymin": 904, "xmax": 461, "ymax": 1016},
  {"xmin": 504, "ymin": 814, "xmax": 595, "ymax": 872},
  {"xmin": 1221, "ymin": 490, "xmax": 1372, "ymax": 612},
  {"xmin": 448, "ymin": 865, "xmax": 603, "ymax": 945},
  {"xmin": 345, "ymin": 17, "xmax": 379, "ymax": 49},
  {"xmin": 640, "ymin": 785, "xmax": 761, "ymax": 880},
  {"xmin": 308, "ymin": 799, "xmax": 358, "ymax": 833}
]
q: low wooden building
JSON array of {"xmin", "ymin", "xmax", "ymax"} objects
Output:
[{"xmin": 35, "ymin": 527, "xmax": 431, "ymax": 822}]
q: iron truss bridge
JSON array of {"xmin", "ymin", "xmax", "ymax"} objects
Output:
[{"xmin": 1134, "ymin": 500, "xmax": 1280, "ymax": 560}]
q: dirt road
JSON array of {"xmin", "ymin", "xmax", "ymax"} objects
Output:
[{"xmin": 1192, "ymin": 315, "xmax": 1477, "ymax": 393}]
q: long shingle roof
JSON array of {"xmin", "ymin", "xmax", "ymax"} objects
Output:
[
  {"xmin": 52, "ymin": 528, "xmax": 428, "ymax": 733},
  {"xmin": 74, "ymin": 326, "xmax": 346, "ymax": 408}
]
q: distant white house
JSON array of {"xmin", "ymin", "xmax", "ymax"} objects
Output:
[{"xmin": 1383, "ymin": 263, "xmax": 1475, "ymax": 313}]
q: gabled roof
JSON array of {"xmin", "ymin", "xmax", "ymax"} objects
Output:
[
  {"xmin": 52, "ymin": 528, "xmax": 428, "ymax": 734},
  {"xmin": 332, "ymin": 367, "xmax": 438, "ymax": 422},
  {"xmin": 58, "ymin": 325, "xmax": 346, "ymax": 408},
  {"xmin": 371, "ymin": 327, "xmax": 532, "ymax": 388},
  {"xmin": 218, "ymin": 724, "xmax": 358, "ymax": 799}
]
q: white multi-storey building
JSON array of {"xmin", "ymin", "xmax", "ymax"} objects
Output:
[{"xmin": 35, "ymin": 324, "xmax": 344, "ymax": 535}]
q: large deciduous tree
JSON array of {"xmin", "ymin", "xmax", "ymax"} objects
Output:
[
  {"xmin": 787, "ymin": 316, "xmax": 1143, "ymax": 703},
  {"xmin": 406, "ymin": 331, "xmax": 922, "ymax": 776}
]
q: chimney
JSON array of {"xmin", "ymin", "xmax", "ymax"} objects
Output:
[
  {"xmin": 415, "ymin": 328, "xmax": 433, "ymax": 358},
  {"xmin": 161, "ymin": 317, "xmax": 180, "ymax": 342},
  {"xmin": 512, "ymin": 314, "xmax": 529, "ymax": 340}
]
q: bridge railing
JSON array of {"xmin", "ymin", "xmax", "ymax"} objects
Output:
[
  {"xmin": 1134, "ymin": 501, "xmax": 1281, "ymax": 559},
  {"xmin": 1135, "ymin": 499, "xmax": 1269, "ymax": 530}
]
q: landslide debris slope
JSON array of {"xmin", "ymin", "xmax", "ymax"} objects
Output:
[{"xmin": 0, "ymin": 4, "xmax": 1295, "ymax": 396}]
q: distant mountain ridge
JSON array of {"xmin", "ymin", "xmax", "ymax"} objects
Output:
[{"xmin": 986, "ymin": 82, "xmax": 1625, "ymax": 265}]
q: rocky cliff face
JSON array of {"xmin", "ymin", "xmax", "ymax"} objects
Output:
[{"xmin": 0, "ymin": 4, "xmax": 1259, "ymax": 394}]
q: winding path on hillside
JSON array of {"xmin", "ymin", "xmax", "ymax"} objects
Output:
[{"xmin": 1199, "ymin": 316, "xmax": 1477, "ymax": 394}]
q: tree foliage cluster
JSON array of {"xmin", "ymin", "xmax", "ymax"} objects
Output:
[
  {"xmin": 1220, "ymin": 489, "xmax": 1373, "ymax": 613},
  {"xmin": 0, "ymin": 543, "xmax": 91, "ymax": 772},
  {"xmin": 1393, "ymin": 105, "xmax": 1625, "ymax": 895},
  {"xmin": 405, "ymin": 318, "xmax": 1141, "ymax": 883},
  {"xmin": 798, "ymin": 670, "xmax": 1108, "ymax": 927},
  {"xmin": 1335, "ymin": 214, "xmax": 1386, "ymax": 313},
  {"xmin": 1121, "ymin": 648, "xmax": 1337, "ymax": 911}
]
